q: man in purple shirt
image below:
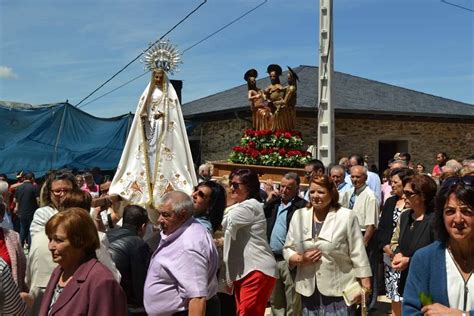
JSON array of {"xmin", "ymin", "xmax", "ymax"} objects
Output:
[{"xmin": 144, "ymin": 191, "xmax": 219, "ymax": 316}]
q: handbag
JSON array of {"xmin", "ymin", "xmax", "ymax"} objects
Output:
[
  {"xmin": 342, "ymin": 281, "xmax": 362, "ymax": 306},
  {"xmin": 342, "ymin": 281, "xmax": 369, "ymax": 316}
]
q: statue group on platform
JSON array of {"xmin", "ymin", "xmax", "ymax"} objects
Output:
[{"xmin": 244, "ymin": 64, "xmax": 299, "ymax": 131}]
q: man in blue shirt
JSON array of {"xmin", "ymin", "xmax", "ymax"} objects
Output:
[{"xmin": 264, "ymin": 172, "xmax": 307, "ymax": 316}]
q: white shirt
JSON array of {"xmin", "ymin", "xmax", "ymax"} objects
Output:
[{"xmin": 446, "ymin": 249, "xmax": 474, "ymax": 311}]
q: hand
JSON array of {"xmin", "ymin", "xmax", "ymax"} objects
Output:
[
  {"xmin": 263, "ymin": 179, "xmax": 274, "ymax": 195},
  {"xmin": 302, "ymin": 249, "xmax": 322, "ymax": 265},
  {"xmin": 383, "ymin": 245, "xmax": 393, "ymax": 258},
  {"xmin": 392, "ymin": 253, "xmax": 410, "ymax": 271},
  {"xmin": 20, "ymin": 292, "xmax": 34, "ymax": 309},
  {"xmin": 421, "ymin": 303, "xmax": 463, "ymax": 315}
]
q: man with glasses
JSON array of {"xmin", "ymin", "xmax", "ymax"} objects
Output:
[
  {"xmin": 144, "ymin": 191, "xmax": 219, "ymax": 316},
  {"xmin": 302, "ymin": 159, "xmax": 325, "ymax": 201},
  {"xmin": 264, "ymin": 172, "xmax": 306, "ymax": 316}
]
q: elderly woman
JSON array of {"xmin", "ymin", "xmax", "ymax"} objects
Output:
[
  {"xmin": 192, "ymin": 180, "xmax": 226, "ymax": 233},
  {"xmin": 376, "ymin": 168, "xmax": 414, "ymax": 316},
  {"xmin": 403, "ymin": 176, "xmax": 473, "ymax": 315},
  {"xmin": 222, "ymin": 169, "xmax": 277, "ymax": 315},
  {"xmin": 26, "ymin": 173, "xmax": 120, "ymax": 314},
  {"xmin": 284, "ymin": 175, "xmax": 372, "ymax": 315},
  {"xmin": 391, "ymin": 174, "xmax": 437, "ymax": 298},
  {"xmin": 38, "ymin": 208, "xmax": 126, "ymax": 315}
]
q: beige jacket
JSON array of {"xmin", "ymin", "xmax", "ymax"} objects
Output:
[{"xmin": 283, "ymin": 206, "xmax": 372, "ymax": 297}]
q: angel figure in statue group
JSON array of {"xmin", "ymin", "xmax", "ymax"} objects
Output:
[{"xmin": 109, "ymin": 41, "xmax": 197, "ymax": 223}]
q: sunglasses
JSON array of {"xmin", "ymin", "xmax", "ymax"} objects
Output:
[
  {"xmin": 403, "ymin": 190, "xmax": 419, "ymax": 198},
  {"xmin": 441, "ymin": 175, "xmax": 474, "ymax": 189},
  {"xmin": 230, "ymin": 182, "xmax": 242, "ymax": 190}
]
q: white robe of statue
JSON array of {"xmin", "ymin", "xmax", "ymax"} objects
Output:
[{"xmin": 110, "ymin": 74, "xmax": 197, "ymax": 222}]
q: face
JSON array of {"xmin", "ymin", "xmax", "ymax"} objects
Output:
[
  {"xmin": 391, "ymin": 174, "xmax": 404, "ymax": 197},
  {"xmin": 350, "ymin": 167, "xmax": 367, "ymax": 189},
  {"xmin": 348, "ymin": 157, "xmax": 358, "ymax": 170},
  {"xmin": 249, "ymin": 76, "xmax": 257, "ymax": 86},
  {"xmin": 437, "ymin": 153, "xmax": 446, "ymax": 164},
  {"xmin": 443, "ymin": 193, "xmax": 473, "ymax": 242},
  {"xmin": 84, "ymin": 176, "xmax": 94, "ymax": 187},
  {"xmin": 192, "ymin": 185, "xmax": 212, "ymax": 215},
  {"xmin": 230, "ymin": 175, "xmax": 250, "ymax": 203},
  {"xmin": 280, "ymin": 177, "xmax": 298, "ymax": 203},
  {"xmin": 158, "ymin": 202, "xmax": 186, "ymax": 235},
  {"xmin": 304, "ymin": 165, "xmax": 315, "ymax": 183},
  {"xmin": 270, "ymin": 71, "xmax": 279, "ymax": 84},
  {"xmin": 200, "ymin": 167, "xmax": 211, "ymax": 178},
  {"xmin": 402, "ymin": 182, "xmax": 424, "ymax": 211},
  {"xmin": 154, "ymin": 70, "xmax": 164, "ymax": 85},
  {"xmin": 330, "ymin": 169, "xmax": 344, "ymax": 186},
  {"xmin": 75, "ymin": 175, "xmax": 84, "ymax": 187},
  {"xmin": 309, "ymin": 183, "xmax": 332, "ymax": 212},
  {"xmin": 416, "ymin": 164, "xmax": 425, "ymax": 173},
  {"xmin": 48, "ymin": 224, "xmax": 84, "ymax": 269},
  {"xmin": 50, "ymin": 179, "xmax": 74, "ymax": 208}
]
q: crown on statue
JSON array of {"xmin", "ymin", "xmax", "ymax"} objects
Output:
[{"xmin": 142, "ymin": 40, "xmax": 182, "ymax": 74}]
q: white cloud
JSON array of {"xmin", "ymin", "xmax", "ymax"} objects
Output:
[{"xmin": 0, "ymin": 66, "xmax": 18, "ymax": 79}]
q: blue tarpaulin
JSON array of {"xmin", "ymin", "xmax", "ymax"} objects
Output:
[{"xmin": 0, "ymin": 102, "xmax": 133, "ymax": 178}]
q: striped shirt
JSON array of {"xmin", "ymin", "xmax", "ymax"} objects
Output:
[{"xmin": 0, "ymin": 258, "xmax": 27, "ymax": 315}]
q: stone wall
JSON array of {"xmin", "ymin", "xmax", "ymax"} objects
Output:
[{"xmin": 192, "ymin": 116, "xmax": 474, "ymax": 172}]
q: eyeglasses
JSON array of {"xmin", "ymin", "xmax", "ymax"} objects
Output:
[
  {"xmin": 230, "ymin": 182, "xmax": 242, "ymax": 190},
  {"xmin": 51, "ymin": 189, "xmax": 71, "ymax": 195},
  {"xmin": 403, "ymin": 190, "xmax": 418, "ymax": 198},
  {"xmin": 441, "ymin": 175, "xmax": 474, "ymax": 189}
]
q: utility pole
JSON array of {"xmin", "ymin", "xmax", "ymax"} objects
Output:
[{"xmin": 317, "ymin": 0, "xmax": 335, "ymax": 166}]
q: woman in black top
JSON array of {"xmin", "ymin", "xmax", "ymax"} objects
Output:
[{"xmin": 391, "ymin": 174, "xmax": 437, "ymax": 296}]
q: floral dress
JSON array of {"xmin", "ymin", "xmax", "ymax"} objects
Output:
[{"xmin": 385, "ymin": 207, "xmax": 402, "ymax": 301}]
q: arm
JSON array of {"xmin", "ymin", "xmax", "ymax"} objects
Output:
[
  {"xmin": 402, "ymin": 251, "xmax": 428, "ymax": 316},
  {"xmin": 390, "ymin": 217, "xmax": 401, "ymax": 254},
  {"xmin": 363, "ymin": 224, "xmax": 375, "ymax": 247},
  {"xmin": 347, "ymin": 211, "xmax": 372, "ymax": 278},
  {"xmin": 1, "ymin": 261, "xmax": 28, "ymax": 316},
  {"xmin": 188, "ymin": 297, "xmax": 206, "ymax": 316},
  {"xmin": 88, "ymin": 277, "xmax": 127, "ymax": 316},
  {"xmin": 130, "ymin": 243, "xmax": 151, "ymax": 304}
]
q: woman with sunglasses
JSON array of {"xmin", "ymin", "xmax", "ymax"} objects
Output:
[
  {"xmin": 403, "ymin": 176, "xmax": 473, "ymax": 315},
  {"xmin": 390, "ymin": 174, "xmax": 437, "ymax": 299},
  {"xmin": 222, "ymin": 169, "xmax": 277, "ymax": 315},
  {"xmin": 192, "ymin": 181, "xmax": 226, "ymax": 233}
]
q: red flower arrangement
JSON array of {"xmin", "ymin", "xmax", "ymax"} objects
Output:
[{"xmin": 229, "ymin": 129, "xmax": 311, "ymax": 167}]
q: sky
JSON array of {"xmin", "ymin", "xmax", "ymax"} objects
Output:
[{"xmin": 0, "ymin": 0, "xmax": 473, "ymax": 118}]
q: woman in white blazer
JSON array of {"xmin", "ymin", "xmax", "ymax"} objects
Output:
[{"xmin": 283, "ymin": 175, "xmax": 372, "ymax": 315}]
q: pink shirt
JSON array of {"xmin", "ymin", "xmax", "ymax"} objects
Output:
[{"xmin": 144, "ymin": 218, "xmax": 218, "ymax": 316}]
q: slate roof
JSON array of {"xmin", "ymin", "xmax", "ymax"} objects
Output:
[{"xmin": 182, "ymin": 65, "xmax": 474, "ymax": 120}]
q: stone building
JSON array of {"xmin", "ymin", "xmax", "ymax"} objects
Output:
[{"xmin": 182, "ymin": 65, "xmax": 474, "ymax": 172}]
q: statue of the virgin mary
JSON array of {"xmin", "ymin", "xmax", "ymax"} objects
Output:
[{"xmin": 110, "ymin": 40, "xmax": 197, "ymax": 222}]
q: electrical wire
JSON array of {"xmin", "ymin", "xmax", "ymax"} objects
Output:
[
  {"xmin": 440, "ymin": 0, "xmax": 473, "ymax": 12},
  {"xmin": 75, "ymin": 0, "xmax": 207, "ymax": 108},
  {"xmin": 77, "ymin": 0, "xmax": 268, "ymax": 109}
]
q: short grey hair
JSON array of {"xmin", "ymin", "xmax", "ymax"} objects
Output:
[
  {"xmin": 198, "ymin": 163, "xmax": 213, "ymax": 176},
  {"xmin": 351, "ymin": 165, "xmax": 368, "ymax": 176},
  {"xmin": 160, "ymin": 191, "xmax": 194, "ymax": 216},
  {"xmin": 283, "ymin": 172, "xmax": 300, "ymax": 186},
  {"xmin": 330, "ymin": 165, "xmax": 345, "ymax": 174}
]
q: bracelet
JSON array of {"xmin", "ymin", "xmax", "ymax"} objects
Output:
[{"xmin": 362, "ymin": 287, "xmax": 372, "ymax": 296}]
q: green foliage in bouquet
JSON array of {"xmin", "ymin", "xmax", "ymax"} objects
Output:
[{"xmin": 229, "ymin": 129, "xmax": 312, "ymax": 167}]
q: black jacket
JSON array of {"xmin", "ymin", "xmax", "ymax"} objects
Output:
[
  {"xmin": 264, "ymin": 195, "xmax": 307, "ymax": 242},
  {"xmin": 376, "ymin": 195, "xmax": 398, "ymax": 251},
  {"xmin": 106, "ymin": 224, "xmax": 151, "ymax": 308}
]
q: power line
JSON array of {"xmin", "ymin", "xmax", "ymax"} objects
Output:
[
  {"xmin": 78, "ymin": 0, "xmax": 268, "ymax": 109},
  {"xmin": 441, "ymin": 0, "xmax": 474, "ymax": 12},
  {"xmin": 74, "ymin": 0, "xmax": 208, "ymax": 108}
]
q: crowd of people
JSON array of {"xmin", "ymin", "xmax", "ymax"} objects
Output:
[{"xmin": 0, "ymin": 151, "xmax": 472, "ymax": 315}]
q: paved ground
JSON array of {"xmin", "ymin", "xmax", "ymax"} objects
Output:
[{"xmin": 265, "ymin": 296, "xmax": 392, "ymax": 315}]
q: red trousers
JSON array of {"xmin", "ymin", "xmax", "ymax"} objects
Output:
[{"xmin": 233, "ymin": 270, "xmax": 276, "ymax": 316}]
